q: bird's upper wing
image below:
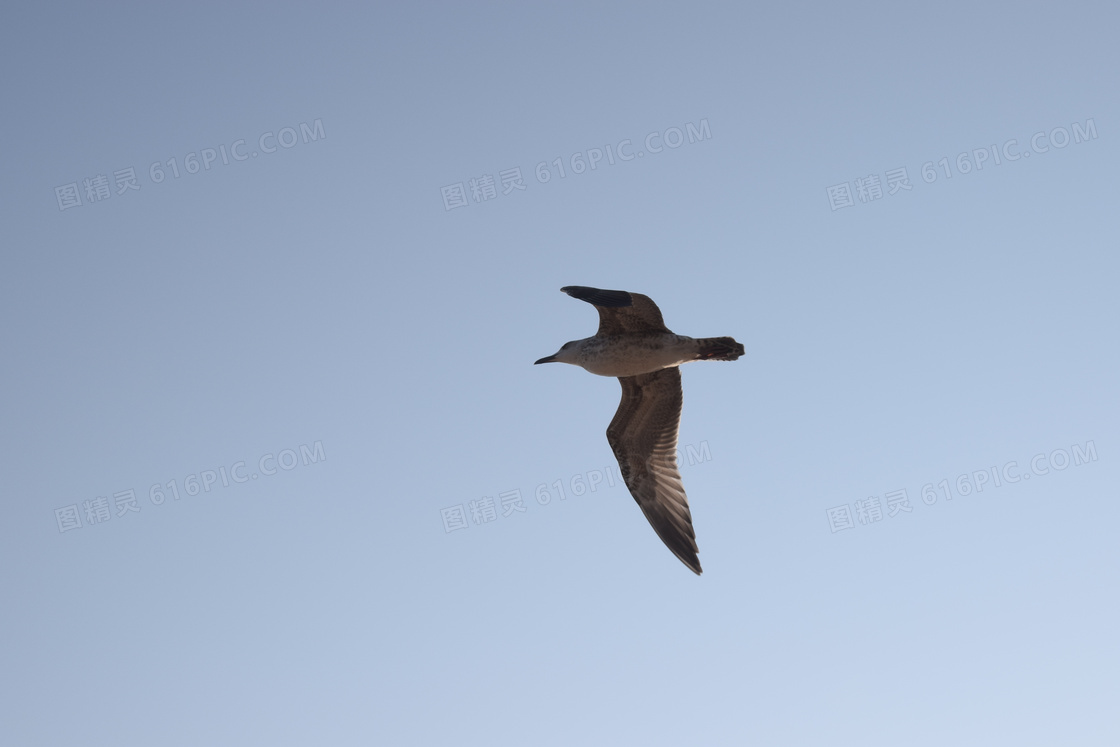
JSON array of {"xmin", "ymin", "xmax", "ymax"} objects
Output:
[
  {"xmin": 606, "ymin": 367, "xmax": 700, "ymax": 574},
  {"xmin": 560, "ymin": 286, "xmax": 671, "ymax": 336}
]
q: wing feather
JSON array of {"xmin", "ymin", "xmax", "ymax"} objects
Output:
[
  {"xmin": 560, "ymin": 286, "xmax": 672, "ymax": 336},
  {"xmin": 606, "ymin": 367, "xmax": 701, "ymax": 574}
]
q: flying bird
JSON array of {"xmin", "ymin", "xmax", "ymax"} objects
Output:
[{"xmin": 535, "ymin": 286, "xmax": 744, "ymax": 574}]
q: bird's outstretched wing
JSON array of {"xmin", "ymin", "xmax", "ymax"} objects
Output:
[
  {"xmin": 560, "ymin": 286, "xmax": 672, "ymax": 337},
  {"xmin": 606, "ymin": 366, "xmax": 700, "ymax": 574}
]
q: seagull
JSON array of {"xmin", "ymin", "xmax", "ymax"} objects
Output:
[{"xmin": 535, "ymin": 286, "xmax": 744, "ymax": 574}]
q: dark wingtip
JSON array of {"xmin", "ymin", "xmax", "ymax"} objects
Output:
[{"xmin": 560, "ymin": 286, "xmax": 633, "ymax": 308}]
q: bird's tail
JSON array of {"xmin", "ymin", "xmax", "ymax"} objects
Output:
[{"xmin": 695, "ymin": 336, "xmax": 745, "ymax": 361}]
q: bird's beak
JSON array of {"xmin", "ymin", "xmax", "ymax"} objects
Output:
[{"xmin": 534, "ymin": 354, "xmax": 558, "ymax": 365}]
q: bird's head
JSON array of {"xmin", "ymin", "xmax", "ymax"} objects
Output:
[{"xmin": 534, "ymin": 340, "xmax": 578, "ymax": 366}]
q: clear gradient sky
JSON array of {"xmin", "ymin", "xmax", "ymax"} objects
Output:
[{"xmin": 2, "ymin": 3, "xmax": 1117, "ymax": 745}]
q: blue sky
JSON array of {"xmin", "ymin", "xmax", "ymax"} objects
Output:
[{"xmin": 2, "ymin": 3, "xmax": 1117, "ymax": 745}]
